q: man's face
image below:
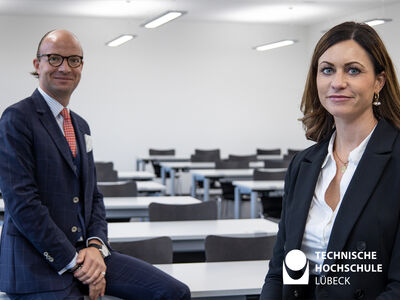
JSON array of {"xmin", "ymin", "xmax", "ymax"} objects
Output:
[{"xmin": 33, "ymin": 31, "xmax": 83, "ymax": 104}]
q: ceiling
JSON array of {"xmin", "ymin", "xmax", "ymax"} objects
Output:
[{"xmin": 0, "ymin": 0, "xmax": 398, "ymax": 25}]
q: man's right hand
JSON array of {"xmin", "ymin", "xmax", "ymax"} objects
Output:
[
  {"xmin": 89, "ymin": 277, "xmax": 106, "ymax": 300},
  {"xmin": 74, "ymin": 246, "xmax": 106, "ymax": 287}
]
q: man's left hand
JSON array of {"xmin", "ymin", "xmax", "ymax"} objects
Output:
[{"xmin": 89, "ymin": 277, "xmax": 106, "ymax": 300}]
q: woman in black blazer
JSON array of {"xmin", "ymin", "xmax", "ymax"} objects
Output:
[{"xmin": 261, "ymin": 22, "xmax": 400, "ymax": 300}]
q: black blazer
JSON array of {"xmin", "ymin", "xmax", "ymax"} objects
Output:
[{"xmin": 261, "ymin": 119, "xmax": 400, "ymax": 300}]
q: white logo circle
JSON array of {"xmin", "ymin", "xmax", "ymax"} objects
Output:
[{"xmin": 285, "ymin": 249, "xmax": 307, "ymax": 271}]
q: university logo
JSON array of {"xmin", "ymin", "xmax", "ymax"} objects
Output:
[{"xmin": 283, "ymin": 249, "xmax": 309, "ymax": 285}]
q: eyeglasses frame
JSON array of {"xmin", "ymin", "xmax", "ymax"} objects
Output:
[{"xmin": 37, "ymin": 53, "xmax": 84, "ymax": 68}]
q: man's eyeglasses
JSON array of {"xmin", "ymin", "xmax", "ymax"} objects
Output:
[{"xmin": 37, "ymin": 54, "xmax": 83, "ymax": 68}]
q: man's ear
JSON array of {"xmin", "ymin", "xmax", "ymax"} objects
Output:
[{"xmin": 33, "ymin": 58, "xmax": 40, "ymax": 76}]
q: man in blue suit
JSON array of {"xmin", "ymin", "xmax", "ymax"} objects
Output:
[{"xmin": 0, "ymin": 29, "xmax": 191, "ymax": 300}]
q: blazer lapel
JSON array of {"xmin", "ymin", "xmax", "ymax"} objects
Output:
[
  {"xmin": 322, "ymin": 119, "xmax": 396, "ymax": 274},
  {"xmin": 286, "ymin": 139, "xmax": 330, "ymax": 251},
  {"xmin": 32, "ymin": 90, "xmax": 77, "ymax": 175}
]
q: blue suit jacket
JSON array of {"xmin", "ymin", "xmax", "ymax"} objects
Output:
[
  {"xmin": 261, "ymin": 119, "xmax": 400, "ymax": 300},
  {"xmin": 0, "ymin": 90, "xmax": 108, "ymax": 293}
]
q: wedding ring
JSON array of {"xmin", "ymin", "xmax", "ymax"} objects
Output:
[{"xmin": 101, "ymin": 271, "xmax": 106, "ymax": 276}]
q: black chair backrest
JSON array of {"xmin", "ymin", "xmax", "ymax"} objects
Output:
[
  {"xmin": 111, "ymin": 237, "xmax": 173, "ymax": 264},
  {"xmin": 256, "ymin": 148, "xmax": 281, "ymax": 155},
  {"xmin": 149, "ymin": 149, "xmax": 175, "ymax": 156},
  {"xmin": 264, "ymin": 159, "xmax": 290, "ymax": 169},
  {"xmin": 95, "ymin": 162, "xmax": 118, "ymax": 182},
  {"xmin": 98, "ymin": 181, "xmax": 137, "ymax": 197},
  {"xmin": 253, "ymin": 169, "xmax": 286, "ymax": 181},
  {"xmin": 148, "ymin": 149, "xmax": 175, "ymax": 177},
  {"xmin": 228, "ymin": 154, "xmax": 257, "ymax": 162},
  {"xmin": 215, "ymin": 160, "xmax": 248, "ymax": 169},
  {"xmin": 205, "ymin": 235, "xmax": 277, "ymax": 262},
  {"xmin": 190, "ymin": 154, "xmax": 219, "ymax": 162},
  {"xmin": 149, "ymin": 201, "xmax": 218, "ymax": 221},
  {"xmin": 193, "ymin": 149, "xmax": 220, "ymax": 161}
]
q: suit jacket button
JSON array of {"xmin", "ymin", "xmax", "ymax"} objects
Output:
[
  {"xmin": 71, "ymin": 226, "xmax": 78, "ymax": 233},
  {"xmin": 354, "ymin": 289, "xmax": 365, "ymax": 299},
  {"xmin": 73, "ymin": 197, "xmax": 79, "ymax": 203},
  {"xmin": 357, "ymin": 241, "xmax": 366, "ymax": 251},
  {"xmin": 48, "ymin": 257, "xmax": 54, "ymax": 262},
  {"xmin": 43, "ymin": 252, "xmax": 48, "ymax": 257},
  {"xmin": 293, "ymin": 289, "xmax": 300, "ymax": 298}
]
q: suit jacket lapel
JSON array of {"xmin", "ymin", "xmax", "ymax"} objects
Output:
[
  {"xmin": 322, "ymin": 119, "xmax": 396, "ymax": 274},
  {"xmin": 286, "ymin": 139, "xmax": 330, "ymax": 251},
  {"xmin": 32, "ymin": 90, "xmax": 77, "ymax": 175}
]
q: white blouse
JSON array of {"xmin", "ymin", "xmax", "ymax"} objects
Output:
[{"xmin": 300, "ymin": 126, "xmax": 376, "ymax": 274}]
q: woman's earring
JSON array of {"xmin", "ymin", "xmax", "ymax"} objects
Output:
[{"xmin": 373, "ymin": 93, "xmax": 381, "ymax": 106}]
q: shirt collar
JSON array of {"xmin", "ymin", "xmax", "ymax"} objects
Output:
[
  {"xmin": 321, "ymin": 124, "xmax": 377, "ymax": 169},
  {"xmin": 37, "ymin": 87, "xmax": 68, "ymax": 118}
]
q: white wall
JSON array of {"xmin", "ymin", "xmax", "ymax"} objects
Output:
[{"xmin": 0, "ymin": 15, "xmax": 312, "ymax": 170}]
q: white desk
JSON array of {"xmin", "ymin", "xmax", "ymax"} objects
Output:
[
  {"xmin": 118, "ymin": 171, "xmax": 155, "ymax": 181},
  {"xmin": 98, "ymin": 181, "xmax": 166, "ymax": 195},
  {"xmin": 137, "ymin": 181, "xmax": 166, "ymax": 194},
  {"xmin": 232, "ymin": 180, "xmax": 284, "ymax": 219},
  {"xmin": 155, "ymin": 260, "xmax": 269, "ymax": 299},
  {"xmin": 108, "ymin": 218, "xmax": 278, "ymax": 252},
  {"xmin": 104, "ymin": 196, "xmax": 201, "ymax": 219},
  {"xmin": 161, "ymin": 162, "xmax": 265, "ymax": 196},
  {"xmin": 137, "ymin": 155, "xmax": 283, "ymax": 171},
  {"xmin": 190, "ymin": 169, "xmax": 255, "ymax": 202}
]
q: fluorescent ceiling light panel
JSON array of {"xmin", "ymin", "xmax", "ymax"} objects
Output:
[
  {"xmin": 364, "ymin": 18, "xmax": 392, "ymax": 27},
  {"xmin": 106, "ymin": 34, "xmax": 135, "ymax": 47},
  {"xmin": 143, "ymin": 11, "xmax": 186, "ymax": 29},
  {"xmin": 254, "ymin": 40, "xmax": 297, "ymax": 51}
]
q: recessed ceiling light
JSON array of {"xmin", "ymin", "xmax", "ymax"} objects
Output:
[
  {"xmin": 364, "ymin": 18, "xmax": 392, "ymax": 27},
  {"xmin": 142, "ymin": 11, "xmax": 186, "ymax": 29},
  {"xmin": 106, "ymin": 34, "xmax": 136, "ymax": 47},
  {"xmin": 254, "ymin": 40, "xmax": 297, "ymax": 51}
]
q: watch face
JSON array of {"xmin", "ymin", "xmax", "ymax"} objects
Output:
[{"xmin": 101, "ymin": 245, "xmax": 110, "ymax": 257}]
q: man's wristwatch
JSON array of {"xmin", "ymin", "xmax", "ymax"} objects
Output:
[
  {"xmin": 69, "ymin": 263, "xmax": 82, "ymax": 273},
  {"xmin": 88, "ymin": 243, "xmax": 110, "ymax": 258}
]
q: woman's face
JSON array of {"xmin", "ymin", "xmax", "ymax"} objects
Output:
[{"xmin": 316, "ymin": 39, "xmax": 385, "ymax": 122}]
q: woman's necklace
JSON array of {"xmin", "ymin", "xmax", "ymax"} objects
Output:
[{"xmin": 334, "ymin": 151, "xmax": 349, "ymax": 174}]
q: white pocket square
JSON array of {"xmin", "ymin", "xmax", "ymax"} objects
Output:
[{"xmin": 84, "ymin": 134, "xmax": 93, "ymax": 153}]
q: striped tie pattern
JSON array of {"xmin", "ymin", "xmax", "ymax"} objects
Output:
[{"xmin": 60, "ymin": 108, "xmax": 77, "ymax": 157}]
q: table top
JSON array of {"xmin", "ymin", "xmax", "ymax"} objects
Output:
[
  {"xmin": 136, "ymin": 181, "xmax": 166, "ymax": 192},
  {"xmin": 232, "ymin": 180, "xmax": 285, "ymax": 191},
  {"xmin": 155, "ymin": 260, "xmax": 269, "ymax": 298},
  {"xmin": 98, "ymin": 181, "xmax": 166, "ymax": 192},
  {"xmin": 118, "ymin": 171, "xmax": 155, "ymax": 180},
  {"xmin": 139, "ymin": 155, "xmax": 282, "ymax": 161},
  {"xmin": 161, "ymin": 161, "xmax": 264, "ymax": 170},
  {"xmin": 190, "ymin": 169, "xmax": 255, "ymax": 178},
  {"xmin": 104, "ymin": 196, "xmax": 200, "ymax": 209},
  {"xmin": 138, "ymin": 156, "xmax": 190, "ymax": 162},
  {"xmin": 108, "ymin": 218, "xmax": 278, "ymax": 242}
]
